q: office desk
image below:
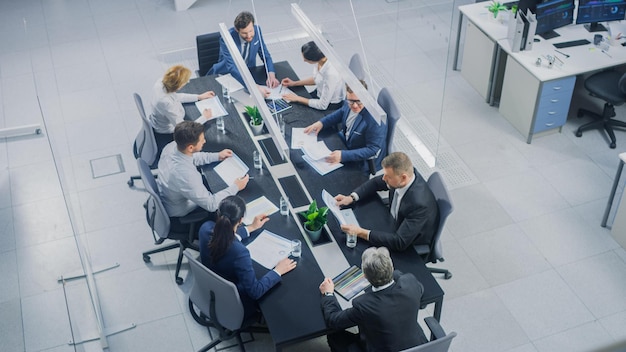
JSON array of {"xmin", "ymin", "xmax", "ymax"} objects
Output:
[{"xmin": 179, "ymin": 63, "xmax": 444, "ymax": 350}]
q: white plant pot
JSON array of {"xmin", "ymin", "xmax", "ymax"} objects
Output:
[{"xmin": 249, "ymin": 120, "xmax": 264, "ymax": 135}]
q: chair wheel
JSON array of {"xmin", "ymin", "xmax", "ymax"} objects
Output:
[
  {"xmin": 143, "ymin": 255, "xmax": 150, "ymax": 263},
  {"xmin": 575, "ymin": 130, "xmax": 582, "ymax": 137},
  {"xmin": 128, "ymin": 179, "xmax": 134, "ymax": 187},
  {"xmin": 610, "ymin": 142, "xmax": 616, "ymax": 149},
  {"xmin": 444, "ymin": 272, "xmax": 453, "ymax": 280},
  {"xmin": 176, "ymin": 277, "xmax": 183, "ymax": 285}
]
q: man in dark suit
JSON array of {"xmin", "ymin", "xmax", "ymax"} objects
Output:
[
  {"xmin": 335, "ymin": 152, "xmax": 439, "ymax": 251},
  {"xmin": 319, "ymin": 247, "xmax": 428, "ymax": 352},
  {"xmin": 304, "ymin": 80, "xmax": 387, "ymax": 171},
  {"xmin": 208, "ymin": 11, "xmax": 279, "ymax": 89}
]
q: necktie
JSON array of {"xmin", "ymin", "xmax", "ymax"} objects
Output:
[
  {"xmin": 242, "ymin": 42, "xmax": 250, "ymax": 62},
  {"xmin": 390, "ymin": 190, "xmax": 399, "ymax": 219},
  {"xmin": 345, "ymin": 111, "xmax": 358, "ymax": 139}
]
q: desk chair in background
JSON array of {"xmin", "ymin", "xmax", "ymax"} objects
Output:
[
  {"xmin": 575, "ymin": 70, "xmax": 626, "ymax": 149},
  {"xmin": 196, "ymin": 32, "xmax": 221, "ymax": 77},
  {"xmin": 415, "ymin": 172, "xmax": 453, "ymax": 280},
  {"xmin": 137, "ymin": 158, "xmax": 205, "ymax": 285},
  {"xmin": 368, "ymin": 87, "xmax": 401, "ymax": 175},
  {"xmin": 183, "ymin": 250, "xmax": 268, "ymax": 352},
  {"xmin": 128, "ymin": 93, "xmax": 159, "ymax": 187},
  {"xmin": 349, "ymin": 53, "xmax": 366, "ymax": 83},
  {"xmin": 399, "ymin": 317, "xmax": 457, "ymax": 352}
]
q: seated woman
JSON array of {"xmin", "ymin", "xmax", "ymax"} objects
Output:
[
  {"xmin": 281, "ymin": 41, "xmax": 345, "ymax": 111},
  {"xmin": 199, "ymin": 196, "xmax": 297, "ymax": 320},
  {"xmin": 149, "ymin": 65, "xmax": 215, "ymax": 159}
]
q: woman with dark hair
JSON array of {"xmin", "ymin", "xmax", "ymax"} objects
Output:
[
  {"xmin": 281, "ymin": 41, "xmax": 345, "ymax": 111},
  {"xmin": 198, "ymin": 195, "xmax": 297, "ymax": 319}
]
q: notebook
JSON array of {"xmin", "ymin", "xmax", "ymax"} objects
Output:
[{"xmin": 333, "ymin": 265, "xmax": 370, "ymax": 301}]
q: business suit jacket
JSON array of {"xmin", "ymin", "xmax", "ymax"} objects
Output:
[
  {"xmin": 321, "ymin": 271, "xmax": 428, "ymax": 352},
  {"xmin": 199, "ymin": 221, "xmax": 280, "ymax": 319},
  {"xmin": 208, "ymin": 26, "xmax": 275, "ymax": 85},
  {"xmin": 353, "ymin": 169, "xmax": 439, "ymax": 251},
  {"xmin": 320, "ymin": 103, "xmax": 387, "ymax": 171}
]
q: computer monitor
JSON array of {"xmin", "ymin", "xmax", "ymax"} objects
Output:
[
  {"xmin": 535, "ymin": 0, "xmax": 575, "ymax": 39},
  {"xmin": 517, "ymin": 0, "xmax": 541, "ymax": 13},
  {"xmin": 576, "ymin": 0, "xmax": 626, "ymax": 32}
]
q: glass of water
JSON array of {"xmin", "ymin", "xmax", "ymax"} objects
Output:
[
  {"xmin": 291, "ymin": 239, "xmax": 301, "ymax": 258},
  {"xmin": 346, "ymin": 232, "xmax": 357, "ymax": 248},
  {"xmin": 253, "ymin": 150, "xmax": 262, "ymax": 170},
  {"xmin": 216, "ymin": 115, "xmax": 225, "ymax": 133},
  {"xmin": 221, "ymin": 85, "xmax": 230, "ymax": 103},
  {"xmin": 279, "ymin": 196, "xmax": 289, "ymax": 216},
  {"xmin": 278, "ymin": 114, "xmax": 285, "ymax": 137}
]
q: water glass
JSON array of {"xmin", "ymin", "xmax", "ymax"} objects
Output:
[
  {"xmin": 221, "ymin": 85, "xmax": 230, "ymax": 103},
  {"xmin": 291, "ymin": 239, "xmax": 302, "ymax": 258},
  {"xmin": 253, "ymin": 150, "xmax": 262, "ymax": 170},
  {"xmin": 279, "ymin": 196, "xmax": 289, "ymax": 216},
  {"xmin": 346, "ymin": 233, "xmax": 357, "ymax": 248},
  {"xmin": 278, "ymin": 114, "xmax": 286, "ymax": 138},
  {"xmin": 216, "ymin": 115, "xmax": 225, "ymax": 133}
]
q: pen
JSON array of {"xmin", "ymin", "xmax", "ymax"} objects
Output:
[
  {"xmin": 554, "ymin": 49, "xmax": 570, "ymax": 58},
  {"xmin": 602, "ymin": 50, "xmax": 612, "ymax": 58}
]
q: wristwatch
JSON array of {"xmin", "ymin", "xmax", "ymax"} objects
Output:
[
  {"xmin": 350, "ymin": 192, "xmax": 358, "ymax": 203},
  {"xmin": 323, "ymin": 291, "xmax": 334, "ymax": 297}
]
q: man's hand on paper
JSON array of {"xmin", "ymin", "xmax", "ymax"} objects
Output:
[
  {"xmin": 266, "ymin": 72, "xmax": 279, "ymax": 88},
  {"xmin": 303, "ymin": 121, "xmax": 323, "ymax": 136},
  {"xmin": 198, "ymin": 90, "xmax": 216, "ymax": 100},
  {"xmin": 218, "ymin": 149, "xmax": 233, "ymax": 160},
  {"xmin": 234, "ymin": 174, "xmax": 249, "ymax": 190},
  {"xmin": 326, "ymin": 150, "xmax": 341, "ymax": 164},
  {"xmin": 334, "ymin": 194, "xmax": 354, "ymax": 207},
  {"xmin": 248, "ymin": 214, "xmax": 269, "ymax": 232},
  {"xmin": 275, "ymin": 257, "xmax": 297, "ymax": 276}
]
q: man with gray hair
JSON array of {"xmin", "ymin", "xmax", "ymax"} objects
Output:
[{"xmin": 319, "ymin": 247, "xmax": 428, "ymax": 351}]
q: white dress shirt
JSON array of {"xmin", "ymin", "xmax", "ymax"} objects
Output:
[
  {"xmin": 391, "ymin": 174, "xmax": 416, "ymax": 219},
  {"xmin": 308, "ymin": 60, "xmax": 345, "ymax": 110},
  {"xmin": 156, "ymin": 142, "xmax": 238, "ymax": 217},
  {"xmin": 149, "ymin": 79, "xmax": 198, "ymax": 134}
]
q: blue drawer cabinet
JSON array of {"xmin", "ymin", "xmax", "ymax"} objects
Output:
[{"xmin": 532, "ymin": 76, "xmax": 576, "ymax": 133}]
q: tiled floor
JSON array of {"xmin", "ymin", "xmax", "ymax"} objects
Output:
[{"xmin": 2, "ymin": 0, "xmax": 626, "ymax": 351}]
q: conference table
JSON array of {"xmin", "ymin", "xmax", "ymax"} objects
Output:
[{"xmin": 180, "ymin": 62, "xmax": 445, "ymax": 350}]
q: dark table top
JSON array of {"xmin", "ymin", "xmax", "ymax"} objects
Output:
[{"xmin": 179, "ymin": 62, "xmax": 444, "ymax": 348}]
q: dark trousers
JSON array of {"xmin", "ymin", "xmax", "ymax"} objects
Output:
[{"xmin": 327, "ymin": 330, "xmax": 364, "ymax": 352}]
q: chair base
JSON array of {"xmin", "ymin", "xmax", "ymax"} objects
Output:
[
  {"xmin": 428, "ymin": 266, "xmax": 452, "ymax": 280},
  {"xmin": 142, "ymin": 240, "xmax": 195, "ymax": 285},
  {"xmin": 576, "ymin": 104, "xmax": 626, "ymax": 149},
  {"xmin": 128, "ymin": 172, "xmax": 157, "ymax": 187}
]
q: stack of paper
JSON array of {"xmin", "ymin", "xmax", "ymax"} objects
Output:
[
  {"xmin": 213, "ymin": 153, "xmax": 249, "ymax": 185},
  {"xmin": 302, "ymin": 155, "xmax": 342, "ymax": 175},
  {"xmin": 302, "ymin": 141, "xmax": 332, "ymax": 160},
  {"xmin": 321, "ymin": 189, "xmax": 360, "ymax": 226},
  {"xmin": 243, "ymin": 196, "xmax": 279, "ymax": 225},
  {"xmin": 246, "ymin": 230, "xmax": 292, "ymax": 269},
  {"xmin": 290, "ymin": 128, "xmax": 317, "ymax": 150},
  {"xmin": 215, "ymin": 74, "xmax": 244, "ymax": 93},
  {"xmin": 194, "ymin": 96, "xmax": 228, "ymax": 123}
]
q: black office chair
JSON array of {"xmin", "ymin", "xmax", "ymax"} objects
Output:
[
  {"xmin": 399, "ymin": 317, "xmax": 457, "ymax": 352},
  {"xmin": 575, "ymin": 70, "xmax": 626, "ymax": 149},
  {"xmin": 128, "ymin": 93, "xmax": 159, "ymax": 187},
  {"xmin": 415, "ymin": 172, "xmax": 453, "ymax": 280},
  {"xmin": 184, "ymin": 249, "xmax": 268, "ymax": 352},
  {"xmin": 349, "ymin": 53, "xmax": 366, "ymax": 83},
  {"xmin": 368, "ymin": 87, "xmax": 401, "ymax": 175},
  {"xmin": 138, "ymin": 158, "xmax": 207, "ymax": 285},
  {"xmin": 196, "ymin": 32, "xmax": 221, "ymax": 77}
]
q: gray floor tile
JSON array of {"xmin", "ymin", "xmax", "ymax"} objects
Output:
[
  {"xmin": 6, "ymin": 134, "xmax": 54, "ymax": 168},
  {"xmin": 9, "ymin": 160, "xmax": 63, "ymax": 206},
  {"xmin": 599, "ymin": 310, "xmax": 626, "ymax": 344},
  {"xmin": 0, "ymin": 207, "xmax": 16, "ymax": 253},
  {"xmin": 21, "ymin": 288, "xmax": 73, "ymax": 351},
  {"xmin": 13, "ymin": 196, "xmax": 74, "ymax": 248},
  {"xmin": 0, "ymin": 250, "xmax": 19, "ymax": 302},
  {"xmin": 0, "ymin": 298, "xmax": 25, "ymax": 352},
  {"xmin": 504, "ymin": 344, "xmax": 539, "ymax": 352},
  {"xmin": 433, "ymin": 236, "xmax": 490, "ymax": 299},
  {"xmin": 495, "ymin": 270, "xmax": 595, "ymax": 340},
  {"xmin": 532, "ymin": 321, "xmax": 615, "ymax": 352}
]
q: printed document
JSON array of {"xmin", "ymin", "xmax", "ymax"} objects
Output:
[
  {"xmin": 215, "ymin": 74, "xmax": 244, "ymax": 93},
  {"xmin": 213, "ymin": 153, "xmax": 249, "ymax": 185},
  {"xmin": 321, "ymin": 189, "xmax": 359, "ymax": 226},
  {"xmin": 246, "ymin": 230, "xmax": 292, "ymax": 269},
  {"xmin": 291, "ymin": 128, "xmax": 317, "ymax": 150},
  {"xmin": 302, "ymin": 155, "xmax": 342, "ymax": 175},
  {"xmin": 194, "ymin": 96, "xmax": 228, "ymax": 123},
  {"xmin": 302, "ymin": 141, "xmax": 332, "ymax": 160},
  {"xmin": 260, "ymin": 85, "xmax": 294, "ymax": 100},
  {"xmin": 243, "ymin": 196, "xmax": 279, "ymax": 225}
]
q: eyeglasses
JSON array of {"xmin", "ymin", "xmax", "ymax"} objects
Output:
[{"xmin": 347, "ymin": 99, "xmax": 363, "ymax": 107}]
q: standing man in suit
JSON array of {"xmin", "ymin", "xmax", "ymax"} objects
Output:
[
  {"xmin": 319, "ymin": 247, "xmax": 428, "ymax": 351},
  {"xmin": 209, "ymin": 11, "xmax": 279, "ymax": 89},
  {"xmin": 335, "ymin": 152, "xmax": 439, "ymax": 251},
  {"xmin": 303, "ymin": 80, "xmax": 387, "ymax": 171}
]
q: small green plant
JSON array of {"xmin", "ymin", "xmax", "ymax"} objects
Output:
[
  {"xmin": 300, "ymin": 200, "xmax": 328, "ymax": 232},
  {"xmin": 244, "ymin": 105, "xmax": 262, "ymax": 126},
  {"xmin": 486, "ymin": 1, "xmax": 507, "ymax": 18},
  {"xmin": 511, "ymin": 4, "xmax": 518, "ymax": 15}
]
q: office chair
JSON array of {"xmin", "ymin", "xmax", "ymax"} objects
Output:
[
  {"xmin": 128, "ymin": 93, "xmax": 159, "ymax": 187},
  {"xmin": 367, "ymin": 87, "xmax": 401, "ymax": 175},
  {"xmin": 399, "ymin": 317, "xmax": 457, "ymax": 352},
  {"xmin": 575, "ymin": 70, "xmax": 626, "ymax": 149},
  {"xmin": 138, "ymin": 158, "xmax": 206, "ymax": 285},
  {"xmin": 349, "ymin": 53, "xmax": 366, "ymax": 82},
  {"xmin": 415, "ymin": 172, "xmax": 453, "ymax": 280},
  {"xmin": 196, "ymin": 32, "xmax": 221, "ymax": 77},
  {"xmin": 183, "ymin": 249, "xmax": 268, "ymax": 352}
]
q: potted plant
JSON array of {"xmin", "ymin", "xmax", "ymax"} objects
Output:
[
  {"xmin": 486, "ymin": 1, "xmax": 507, "ymax": 21},
  {"xmin": 244, "ymin": 105, "xmax": 264, "ymax": 135},
  {"xmin": 299, "ymin": 200, "xmax": 328, "ymax": 242}
]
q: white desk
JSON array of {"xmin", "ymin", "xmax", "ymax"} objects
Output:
[{"xmin": 497, "ymin": 24, "xmax": 626, "ymax": 143}]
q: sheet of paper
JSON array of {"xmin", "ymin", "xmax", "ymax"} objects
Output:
[
  {"xmin": 322, "ymin": 189, "xmax": 347, "ymax": 225},
  {"xmin": 243, "ymin": 196, "xmax": 279, "ymax": 225},
  {"xmin": 302, "ymin": 154, "xmax": 342, "ymax": 175},
  {"xmin": 290, "ymin": 128, "xmax": 317, "ymax": 150},
  {"xmin": 302, "ymin": 141, "xmax": 332, "ymax": 160},
  {"xmin": 213, "ymin": 153, "xmax": 249, "ymax": 185},
  {"xmin": 194, "ymin": 96, "xmax": 228, "ymax": 123},
  {"xmin": 246, "ymin": 230, "xmax": 292, "ymax": 269},
  {"xmin": 260, "ymin": 85, "xmax": 294, "ymax": 100},
  {"xmin": 215, "ymin": 74, "xmax": 244, "ymax": 92}
]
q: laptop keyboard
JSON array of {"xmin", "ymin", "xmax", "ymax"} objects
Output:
[{"xmin": 266, "ymin": 98, "xmax": 292, "ymax": 114}]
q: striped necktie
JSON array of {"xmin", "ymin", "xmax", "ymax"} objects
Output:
[{"xmin": 242, "ymin": 42, "xmax": 250, "ymax": 62}]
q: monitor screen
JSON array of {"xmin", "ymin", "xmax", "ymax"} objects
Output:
[
  {"xmin": 535, "ymin": 0, "xmax": 575, "ymax": 39},
  {"xmin": 576, "ymin": 0, "xmax": 626, "ymax": 32}
]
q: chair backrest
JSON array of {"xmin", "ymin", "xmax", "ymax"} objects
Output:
[
  {"xmin": 426, "ymin": 172, "xmax": 454, "ymax": 262},
  {"xmin": 377, "ymin": 87, "xmax": 401, "ymax": 154},
  {"xmin": 183, "ymin": 249, "xmax": 245, "ymax": 331},
  {"xmin": 137, "ymin": 158, "xmax": 170, "ymax": 239},
  {"xmin": 196, "ymin": 32, "xmax": 221, "ymax": 76},
  {"xmin": 349, "ymin": 53, "xmax": 366, "ymax": 82},
  {"xmin": 399, "ymin": 331, "xmax": 457, "ymax": 352},
  {"xmin": 133, "ymin": 93, "xmax": 158, "ymax": 167},
  {"xmin": 619, "ymin": 72, "xmax": 626, "ymax": 95}
]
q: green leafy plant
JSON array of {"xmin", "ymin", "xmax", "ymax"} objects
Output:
[
  {"xmin": 244, "ymin": 105, "xmax": 262, "ymax": 126},
  {"xmin": 486, "ymin": 1, "xmax": 507, "ymax": 18},
  {"xmin": 300, "ymin": 200, "xmax": 328, "ymax": 232}
]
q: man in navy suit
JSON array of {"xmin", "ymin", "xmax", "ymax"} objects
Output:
[
  {"xmin": 304, "ymin": 80, "xmax": 387, "ymax": 171},
  {"xmin": 335, "ymin": 152, "xmax": 439, "ymax": 251},
  {"xmin": 319, "ymin": 247, "xmax": 428, "ymax": 351},
  {"xmin": 209, "ymin": 11, "xmax": 279, "ymax": 89}
]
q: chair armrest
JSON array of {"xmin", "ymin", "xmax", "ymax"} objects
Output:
[
  {"xmin": 424, "ymin": 317, "xmax": 446, "ymax": 340},
  {"xmin": 367, "ymin": 158, "xmax": 376, "ymax": 175}
]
